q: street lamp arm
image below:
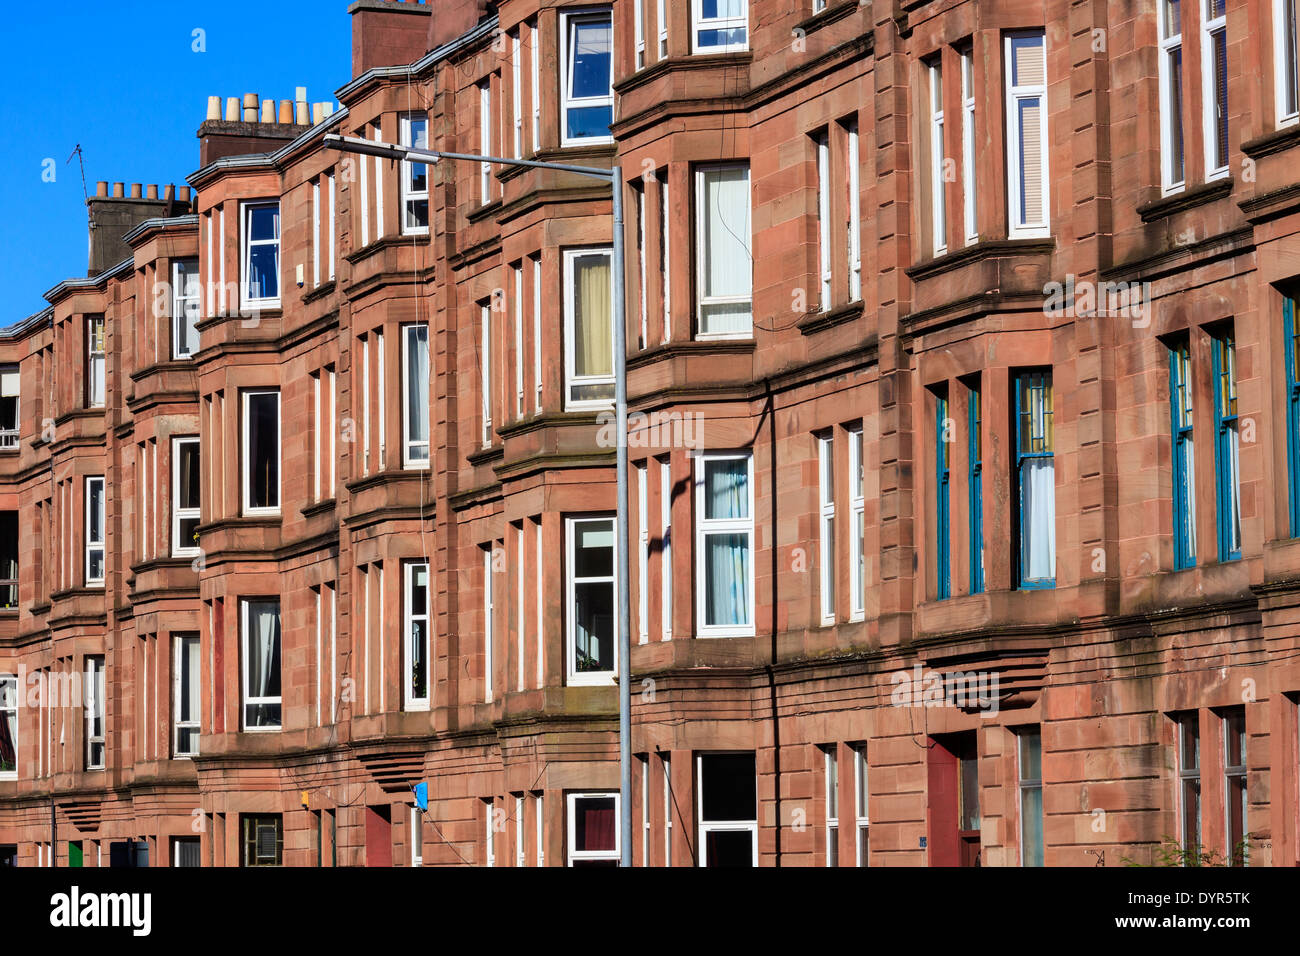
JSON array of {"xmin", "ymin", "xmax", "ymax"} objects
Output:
[{"xmin": 322, "ymin": 133, "xmax": 614, "ymax": 181}]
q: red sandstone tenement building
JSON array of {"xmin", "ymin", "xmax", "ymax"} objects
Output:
[{"xmin": 2, "ymin": 0, "xmax": 1300, "ymax": 867}]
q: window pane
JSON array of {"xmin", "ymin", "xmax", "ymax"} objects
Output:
[
  {"xmin": 245, "ymin": 600, "xmax": 281, "ymax": 728},
  {"xmin": 701, "ymin": 752, "xmax": 757, "ymax": 820},
  {"xmin": 705, "ymin": 829, "xmax": 753, "ymax": 866},
  {"xmin": 573, "ymin": 254, "xmax": 613, "ymax": 382},
  {"xmin": 1020, "ymin": 785, "xmax": 1044, "ymax": 866},
  {"xmin": 570, "ymin": 20, "xmax": 612, "ymax": 98},
  {"xmin": 574, "ymin": 797, "xmax": 616, "ymax": 852},
  {"xmin": 704, "ymin": 533, "xmax": 751, "ymax": 627},
  {"xmin": 1017, "ymin": 98, "xmax": 1043, "ymax": 226},
  {"xmin": 703, "ymin": 458, "xmax": 749, "ymax": 519},
  {"xmin": 700, "ymin": 168, "xmax": 751, "ymax": 302},
  {"xmin": 248, "ymin": 394, "xmax": 279, "ymax": 509},
  {"xmin": 406, "ymin": 325, "xmax": 430, "ymax": 458},
  {"xmin": 1010, "ymin": 34, "xmax": 1045, "ymax": 85},
  {"xmin": 1020, "ymin": 458, "xmax": 1055, "ymax": 580},
  {"xmin": 574, "ymin": 520, "xmax": 614, "ymax": 577},
  {"xmin": 574, "ymin": 581, "xmax": 614, "ymax": 672}
]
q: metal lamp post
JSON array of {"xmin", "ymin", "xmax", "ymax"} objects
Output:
[{"xmin": 323, "ymin": 134, "xmax": 633, "ymax": 867}]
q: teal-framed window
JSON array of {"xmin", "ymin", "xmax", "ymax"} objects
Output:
[
  {"xmin": 1169, "ymin": 338, "xmax": 1197, "ymax": 569},
  {"xmin": 967, "ymin": 378, "xmax": 984, "ymax": 594},
  {"xmin": 934, "ymin": 388, "xmax": 951, "ymax": 599},
  {"xmin": 1285, "ymin": 296, "xmax": 1300, "ymax": 536},
  {"xmin": 1211, "ymin": 329, "xmax": 1241, "ymax": 561},
  {"xmin": 1015, "ymin": 370, "xmax": 1055, "ymax": 588}
]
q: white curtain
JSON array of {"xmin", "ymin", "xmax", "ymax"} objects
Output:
[
  {"xmin": 1022, "ymin": 458, "xmax": 1055, "ymax": 581},
  {"xmin": 706, "ymin": 534, "xmax": 750, "ymax": 627},
  {"xmin": 706, "ymin": 0, "xmax": 746, "ymax": 18},
  {"xmin": 705, "ymin": 459, "xmax": 748, "ymax": 519},
  {"xmin": 701, "ymin": 167, "xmax": 751, "ymax": 334},
  {"xmin": 1185, "ymin": 436, "xmax": 1197, "ymax": 556},
  {"xmin": 1228, "ymin": 422, "xmax": 1241, "ymax": 551}
]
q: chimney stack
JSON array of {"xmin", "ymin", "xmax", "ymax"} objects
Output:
[
  {"xmin": 198, "ymin": 86, "xmax": 316, "ymax": 166},
  {"xmin": 350, "ymin": 0, "xmax": 439, "ymax": 77},
  {"xmin": 86, "ymin": 182, "xmax": 195, "ymax": 276}
]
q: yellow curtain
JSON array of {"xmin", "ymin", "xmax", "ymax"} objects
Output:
[{"xmin": 575, "ymin": 255, "xmax": 612, "ymax": 378}]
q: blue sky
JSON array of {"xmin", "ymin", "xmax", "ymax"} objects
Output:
[{"xmin": 0, "ymin": 2, "xmax": 352, "ymax": 321}]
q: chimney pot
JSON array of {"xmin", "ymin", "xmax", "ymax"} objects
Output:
[
  {"xmin": 279, "ymin": 99, "xmax": 293, "ymax": 124},
  {"xmin": 225, "ymin": 96, "xmax": 240, "ymax": 121},
  {"xmin": 260, "ymin": 99, "xmax": 275, "ymax": 123},
  {"xmin": 206, "ymin": 95, "xmax": 221, "ymax": 121},
  {"xmin": 179, "ymin": 186, "xmax": 192, "ymax": 204},
  {"xmin": 164, "ymin": 184, "xmax": 174, "ymax": 202},
  {"xmin": 112, "ymin": 182, "xmax": 124, "ymax": 198},
  {"xmin": 295, "ymin": 100, "xmax": 310, "ymax": 125},
  {"xmin": 130, "ymin": 183, "xmax": 142, "ymax": 198},
  {"xmin": 243, "ymin": 92, "xmax": 258, "ymax": 122},
  {"xmin": 95, "ymin": 181, "xmax": 108, "ymax": 197},
  {"xmin": 146, "ymin": 184, "xmax": 158, "ymax": 199},
  {"xmin": 296, "ymin": 86, "xmax": 307, "ymax": 103}
]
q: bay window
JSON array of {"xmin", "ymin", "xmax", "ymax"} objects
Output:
[
  {"xmin": 1015, "ymin": 371, "xmax": 1055, "ymax": 588},
  {"xmin": 242, "ymin": 389, "xmax": 280, "ymax": 514},
  {"xmin": 85, "ymin": 476, "xmax": 105, "ymax": 586},
  {"xmin": 172, "ymin": 437, "xmax": 200, "ymax": 557},
  {"xmin": 567, "ymin": 516, "xmax": 617, "ymax": 685},
  {"xmin": 172, "ymin": 257, "xmax": 201, "ymax": 359},
  {"xmin": 399, "ymin": 112, "xmax": 430, "ymax": 234},
  {"xmin": 927, "ymin": 56, "xmax": 947, "ymax": 257},
  {"xmin": 402, "ymin": 323, "xmax": 430, "ymax": 467},
  {"xmin": 564, "ymin": 248, "xmax": 615, "ymax": 408},
  {"xmin": 695, "ymin": 452, "xmax": 755, "ymax": 637},
  {"xmin": 692, "ymin": 0, "xmax": 747, "ymax": 53},
  {"xmin": 695, "ymin": 164, "xmax": 752, "ymax": 338},
  {"xmin": 1004, "ymin": 32, "xmax": 1049, "ymax": 239},
  {"xmin": 240, "ymin": 201, "xmax": 280, "ymax": 308},
  {"xmin": 560, "ymin": 10, "xmax": 614, "ymax": 146},
  {"xmin": 241, "ymin": 598, "xmax": 281, "ymax": 730}
]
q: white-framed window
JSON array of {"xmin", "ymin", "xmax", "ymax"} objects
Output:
[
  {"xmin": 845, "ymin": 118, "xmax": 862, "ymax": 300},
  {"xmin": 1004, "ymin": 32, "xmax": 1049, "ymax": 239},
  {"xmin": 530, "ymin": 19, "xmax": 541, "ymax": 150},
  {"xmin": 694, "ymin": 452, "xmax": 755, "ymax": 637},
  {"xmin": 660, "ymin": 456, "xmax": 672, "ymax": 640},
  {"xmin": 960, "ymin": 46, "xmax": 977, "ymax": 244},
  {"xmin": 327, "ymin": 173, "xmax": 337, "ymax": 281},
  {"xmin": 1158, "ymin": 0, "xmax": 1186, "ymax": 193},
  {"xmin": 312, "ymin": 179, "xmax": 321, "ymax": 288},
  {"xmin": 635, "ymin": 0, "xmax": 646, "ymax": 70},
  {"xmin": 173, "ymin": 836, "xmax": 200, "ymax": 867},
  {"xmin": 697, "ymin": 752, "xmax": 757, "ymax": 866},
  {"xmin": 0, "ymin": 674, "xmax": 17, "ymax": 779},
  {"xmin": 372, "ymin": 123, "xmax": 385, "ymax": 240},
  {"xmin": 563, "ymin": 248, "xmax": 615, "ymax": 409},
  {"xmin": 637, "ymin": 464, "xmax": 649, "ymax": 644},
  {"xmin": 481, "ymin": 304, "xmax": 493, "ymax": 446},
  {"xmin": 172, "ymin": 436, "xmax": 200, "ymax": 557},
  {"xmin": 241, "ymin": 389, "xmax": 280, "ymax": 514},
  {"xmin": 535, "ymin": 792, "xmax": 545, "ymax": 866},
  {"xmin": 515, "ymin": 794, "xmax": 526, "ymax": 866},
  {"xmin": 411, "ymin": 806, "xmax": 424, "ymax": 867},
  {"xmin": 636, "ymin": 182, "xmax": 647, "ymax": 348},
  {"xmin": 657, "ymin": 0, "xmax": 669, "ymax": 59},
  {"xmin": 1202, "ymin": 0, "xmax": 1229, "ymax": 179},
  {"xmin": 927, "ymin": 55, "xmax": 947, "ymax": 256},
  {"xmin": 659, "ymin": 169, "xmax": 671, "ymax": 341},
  {"xmin": 695, "ymin": 164, "xmax": 752, "ymax": 338},
  {"xmin": 172, "ymin": 257, "xmax": 201, "ymax": 359},
  {"xmin": 1018, "ymin": 726, "xmax": 1044, "ymax": 866},
  {"xmin": 173, "ymin": 633, "xmax": 200, "ymax": 757},
  {"xmin": 814, "ymin": 0, "xmax": 828, "ymax": 11},
  {"xmin": 532, "ymin": 255, "xmax": 543, "ymax": 411},
  {"xmin": 823, "ymin": 745, "xmax": 839, "ymax": 866},
  {"xmin": 853, "ymin": 742, "xmax": 869, "ymax": 865},
  {"xmin": 566, "ymin": 515, "xmax": 617, "ymax": 685},
  {"xmin": 848, "ymin": 426, "xmax": 866, "ymax": 620},
  {"xmin": 516, "ymin": 523, "xmax": 526, "ymax": 692},
  {"xmin": 85, "ymin": 476, "xmax": 105, "ymax": 586},
  {"xmin": 400, "ymin": 112, "xmax": 430, "ymax": 234},
  {"xmin": 640, "ymin": 755, "xmax": 650, "ymax": 863},
  {"xmin": 85, "ymin": 655, "xmax": 105, "ymax": 770},
  {"xmin": 241, "ymin": 598, "xmax": 281, "ymax": 731},
  {"xmin": 479, "ymin": 81, "xmax": 493, "ymax": 204},
  {"xmin": 512, "ymin": 31, "xmax": 524, "ymax": 157},
  {"xmin": 239, "ymin": 200, "xmax": 281, "ymax": 309},
  {"xmin": 403, "ymin": 561, "xmax": 431, "ymax": 711},
  {"xmin": 661, "ymin": 752, "xmax": 672, "ymax": 862},
  {"xmin": 0, "ymin": 364, "xmax": 18, "ymax": 449},
  {"xmin": 815, "ymin": 129, "xmax": 832, "ymax": 309},
  {"xmin": 560, "ymin": 10, "xmax": 614, "ymax": 146},
  {"xmin": 1277, "ymin": 0, "xmax": 1299, "ymax": 127},
  {"xmin": 483, "ymin": 546, "xmax": 494, "ymax": 702},
  {"xmin": 86, "ymin": 316, "xmax": 105, "ymax": 408},
  {"xmin": 402, "ymin": 323, "xmax": 430, "ymax": 468},
  {"xmin": 514, "ymin": 264, "xmax": 525, "ymax": 415},
  {"xmin": 692, "ymin": 0, "xmax": 747, "ymax": 53},
  {"xmin": 535, "ymin": 519, "xmax": 544, "ymax": 688},
  {"xmin": 483, "ymin": 798, "xmax": 496, "ymax": 867},
  {"xmin": 566, "ymin": 791, "xmax": 620, "ymax": 866},
  {"xmin": 818, "ymin": 433, "xmax": 835, "ymax": 624}
]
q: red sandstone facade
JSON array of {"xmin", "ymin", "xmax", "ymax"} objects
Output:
[{"xmin": 2, "ymin": 0, "xmax": 1300, "ymax": 867}]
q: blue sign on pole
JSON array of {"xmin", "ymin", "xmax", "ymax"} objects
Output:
[{"xmin": 413, "ymin": 782, "xmax": 428, "ymax": 811}]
